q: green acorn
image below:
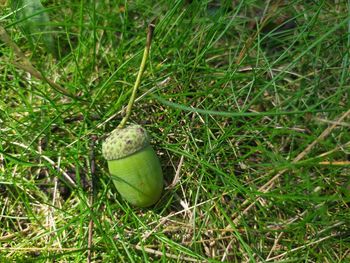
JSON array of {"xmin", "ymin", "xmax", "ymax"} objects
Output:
[{"xmin": 102, "ymin": 124, "xmax": 163, "ymax": 207}]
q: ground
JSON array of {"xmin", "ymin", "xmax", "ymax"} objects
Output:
[{"xmin": 0, "ymin": 1, "xmax": 349, "ymax": 262}]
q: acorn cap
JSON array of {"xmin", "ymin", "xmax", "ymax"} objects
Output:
[{"xmin": 102, "ymin": 124, "xmax": 150, "ymax": 161}]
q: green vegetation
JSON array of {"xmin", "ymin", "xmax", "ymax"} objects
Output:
[{"xmin": 0, "ymin": 1, "xmax": 349, "ymax": 262}]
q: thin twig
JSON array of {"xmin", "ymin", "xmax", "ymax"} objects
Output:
[
  {"xmin": 265, "ymin": 208, "xmax": 311, "ymax": 259},
  {"xmin": 317, "ymin": 141, "xmax": 350, "ymax": 158},
  {"xmin": 87, "ymin": 135, "xmax": 97, "ymax": 263},
  {"xmin": 50, "ymin": 156, "xmax": 62, "ymax": 249},
  {"xmin": 266, "ymin": 232, "xmax": 284, "ymax": 260},
  {"xmin": 0, "ymin": 227, "xmax": 31, "ymax": 241},
  {"xmin": 318, "ymin": 161, "xmax": 350, "ymax": 165},
  {"xmin": 313, "ymin": 117, "xmax": 350, "ymax": 127},
  {"xmin": 0, "ymin": 247, "xmax": 83, "ymax": 252},
  {"xmin": 11, "ymin": 141, "xmax": 76, "ymax": 187},
  {"xmin": 166, "ymin": 154, "xmax": 185, "ymax": 189},
  {"xmin": 265, "ymin": 233, "xmax": 338, "ymax": 261}
]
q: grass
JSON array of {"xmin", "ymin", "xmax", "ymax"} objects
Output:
[{"xmin": 0, "ymin": 0, "xmax": 350, "ymax": 262}]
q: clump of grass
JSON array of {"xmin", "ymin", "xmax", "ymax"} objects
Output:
[{"xmin": 0, "ymin": 1, "xmax": 349, "ymax": 262}]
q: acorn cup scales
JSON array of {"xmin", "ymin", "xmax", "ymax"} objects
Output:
[{"xmin": 102, "ymin": 124, "xmax": 164, "ymax": 207}]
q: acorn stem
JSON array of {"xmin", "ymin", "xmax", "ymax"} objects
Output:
[{"xmin": 118, "ymin": 21, "xmax": 155, "ymax": 129}]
